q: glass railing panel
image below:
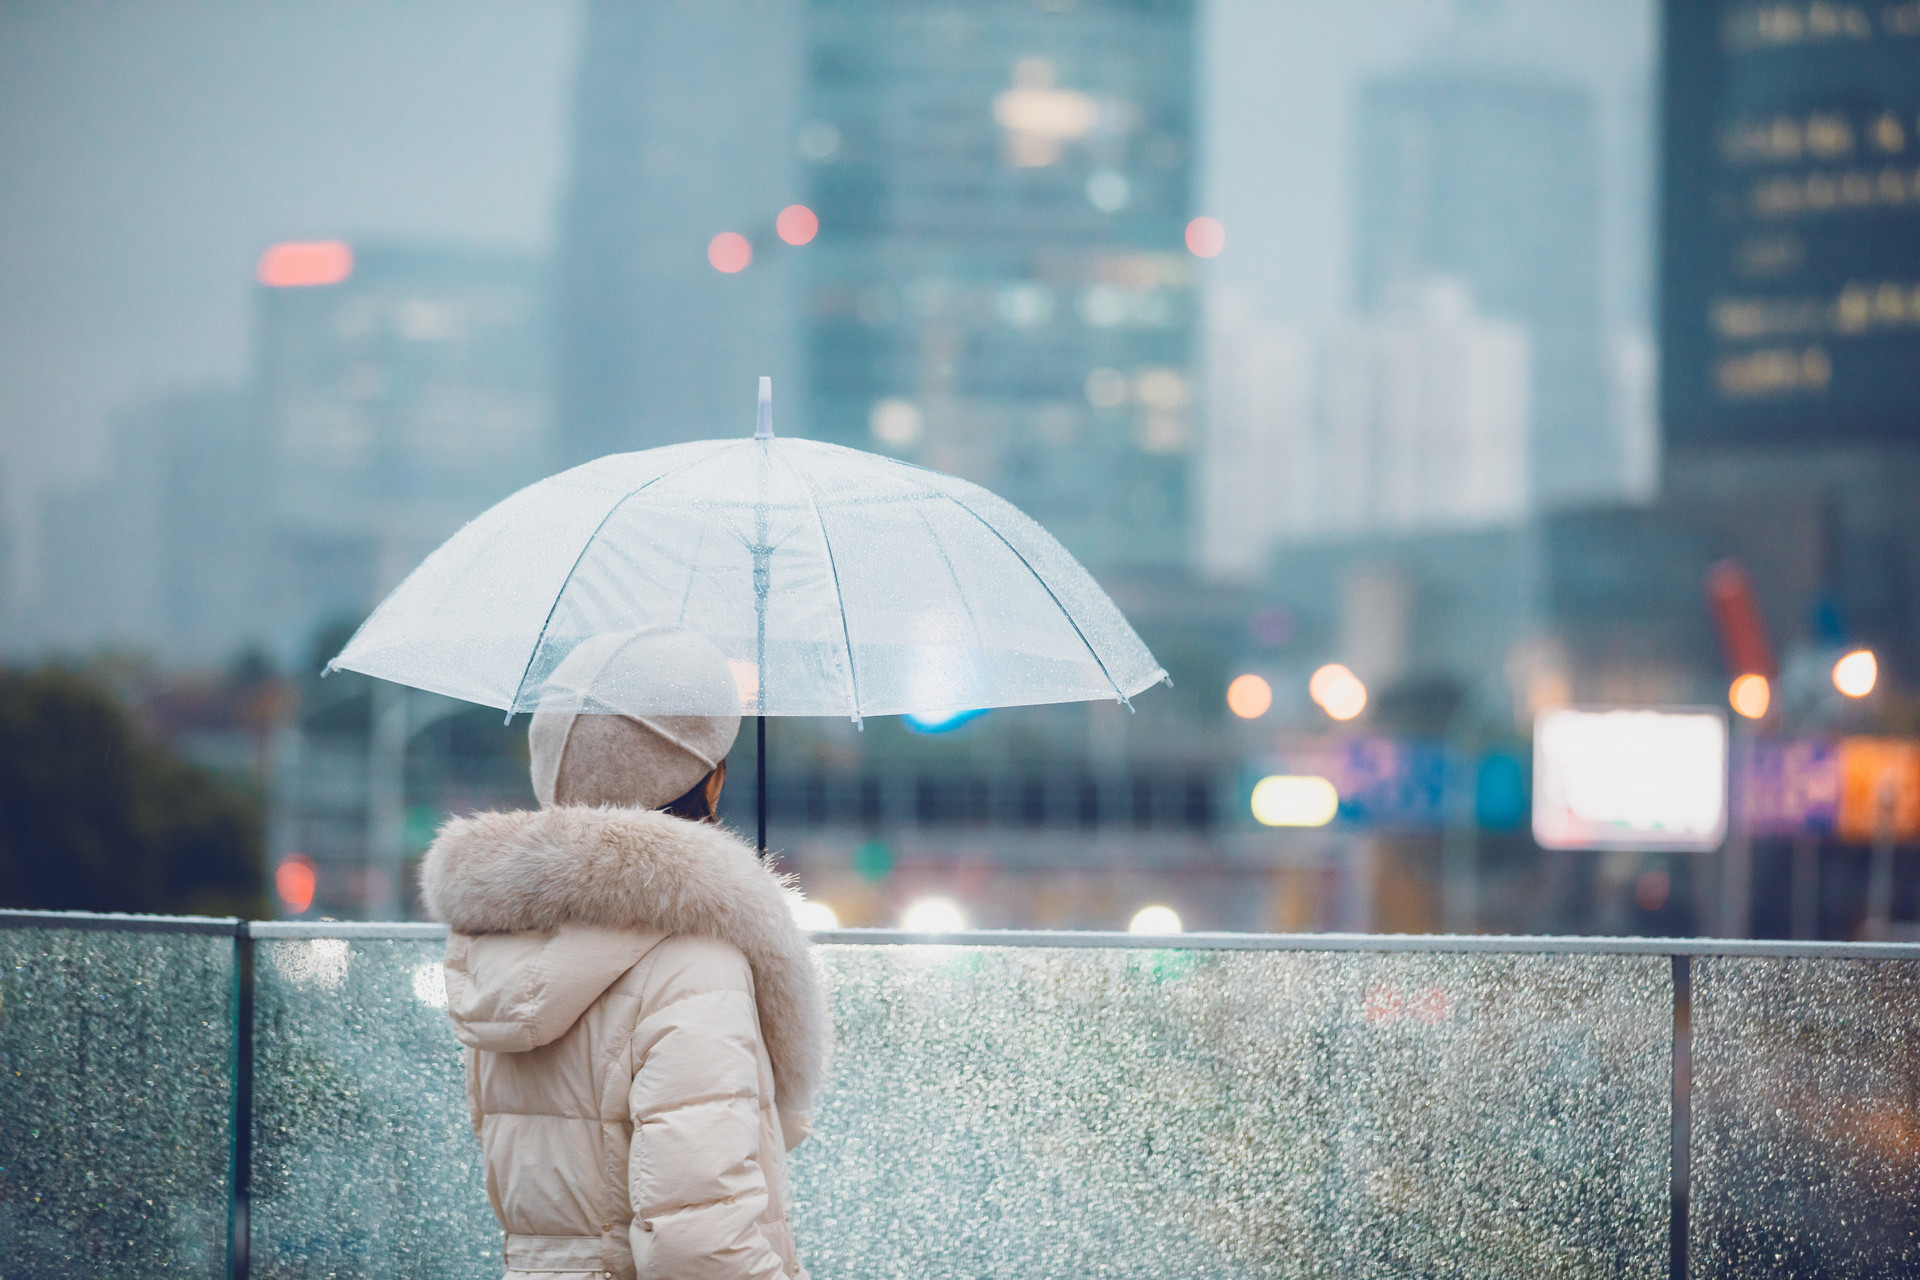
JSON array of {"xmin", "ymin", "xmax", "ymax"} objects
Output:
[
  {"xmin": 791, "ymin": 945, "xmax": 1672, "ymax": 1279},
  {"xmin": 1691, "ymin": 955, "xmax": 1920, "ymax": 1277},
  {"xmin": 248, "ymin": 933, "xmax": 493, "ymax": 1278},
  {"xmin": 0, "ymin": 917, "xmax": 236, "ymax": 1279}
]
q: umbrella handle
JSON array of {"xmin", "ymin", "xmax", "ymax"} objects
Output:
[{"xmin": 757, "ymin": 714, "xmax": 767, "ymax": 859}]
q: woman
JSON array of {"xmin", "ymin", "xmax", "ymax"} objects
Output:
[{"xmin": 421, "ymin": 626, "xmax": 829, "ymax": 1280}]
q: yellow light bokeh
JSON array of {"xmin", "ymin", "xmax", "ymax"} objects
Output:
[
  {"xmin": 1729, "ymin": 673, "xmax": 1771, "ymax": 719},
  {"xmin": 1251, "ymin": 774, "xmax": 1340, "ymax": 827},
  {"xmin": 1226, "ymin": 672, "xmax": 1272, "ymax": 719},
  {"xmin": 1128, "ymin": 905, "xmax": 1183, "ymax": 935},
  {"xmin": 1308, "ymin": 663, "xmax": 1367, "ymax": 721},
  {"xmin": 789, "ymin": 898, "xmax": 839, "ymax": 931},
  {"xmin": 1834, "ymin": 648, "xmax": 1878, "ymax": 698}
]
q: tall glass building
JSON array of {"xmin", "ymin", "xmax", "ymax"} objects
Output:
[
  {"xmin": 1354, "ymin": 67, "xmax": 1617, "ymax": 509},
  {"xmin": 800, "ymin": 0, "xmax": 1197, "ymax": 569}
]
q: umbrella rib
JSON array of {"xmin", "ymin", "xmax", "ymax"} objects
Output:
[
  {"xmin": 505, "ymin": 442, "xmax": 735, "ymax": 714},
  {"xmin": 936, "ymin": 489, "xmax": 1128, "ymax": 705},
  {"xmin": 777, "ymin": 448, "xmax": 862, "ymax": 721},
  {"xmin": 907, "ymin": 496, "xmax": 990, "ymax": 656}
]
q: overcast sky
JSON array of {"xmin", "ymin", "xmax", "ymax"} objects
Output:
[
  {"xmin": 0, "ymin": 0, "xmax": 1652, "ymax": 615},
  {"xmin": 0, "ymin": 0, "xmax": 580, "ymax": 582}
]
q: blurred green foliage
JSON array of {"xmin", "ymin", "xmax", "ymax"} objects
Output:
[{"xmin": 0, "ymin": 665, "xmax": 267, "ymax": 916}]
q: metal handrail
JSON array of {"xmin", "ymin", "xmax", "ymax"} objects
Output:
[
  {"xmin": 8, "ymin": 909, "xmax": 1920, "ymax": 957},
  {"xmin": 0, "ymin": 907, "xmax": 241, "ymax": 935}
]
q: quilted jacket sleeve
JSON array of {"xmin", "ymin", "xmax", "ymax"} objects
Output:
[{"xmin": 627, "ymin": 939, "xmax": 786, "ymax": 1280}]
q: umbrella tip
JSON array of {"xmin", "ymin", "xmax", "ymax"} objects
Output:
[{"xmin": 755, "ymin": 376, "xmax": 774, "ymax": 440}]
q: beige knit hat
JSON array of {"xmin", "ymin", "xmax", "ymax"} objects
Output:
[{"xmin": 528, "ymin": 626, "xmax": 743, "ymax": 809}]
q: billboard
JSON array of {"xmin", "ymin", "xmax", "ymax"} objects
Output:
[
  {"xmin": 1662, "ymin": 1, "xmax": 1920, "ymax": 442},
  {"xmin": 1533, "ymin": 707, "xmax": 1729, "ymax": 851}
]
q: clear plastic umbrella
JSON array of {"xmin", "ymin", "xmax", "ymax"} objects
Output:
[{"xmin": 329, "ymin": 380, "xmax": 1166, "ymax": 846}]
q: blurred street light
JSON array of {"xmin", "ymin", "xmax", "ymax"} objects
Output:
[
  {"xmin": 790, "ymin": 898, "xmax": 839, "ymax": 931},
  {"xmin": 1128, "ymin": 905, "xmax": 1183, "ymax": 934},
  {"xmin": 1226, "ymin": 672, "xmax": 1272, "ymax": 719},
  {"xmin": 707, "ymin": 232, "xmax": 752, "ymax": 273},
  {"xmin": 1729, "ymin": 672, "xmax": 1771, "ymax": 719},
  {"xmin": 1308, "ymin": 663, "xmax": 1367, "ymax": 720},
  {"xmin": 274, "ymin": 854, "xmax": 317, "ymax": 914},
  {"xmin": 1185, "ymin": 215, "xmax": 1225, "ymax": 257},
  {"xmin": 1251, "ymin": 774, "xmax": 1339, "ymax": 826},
  {"xmin": 901, "ymin": 896, "xmax": 968, "ymax": 933},
  {"xmin": 776, "ymin": 204, "xmax": 819, "ymax": 246},
  {"xmin": 1834, "ymin": 648, "xmax": 1878, "ymax": 697}
]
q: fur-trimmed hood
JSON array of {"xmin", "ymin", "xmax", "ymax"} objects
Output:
[{"xmin": 420, "ymin": 805, "xmax": 829, "ymax": 1114}]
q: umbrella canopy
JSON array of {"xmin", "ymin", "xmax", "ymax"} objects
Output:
[{"xmin": 328, "ymin": 405, "xmax": 1165, "ymax": 723}]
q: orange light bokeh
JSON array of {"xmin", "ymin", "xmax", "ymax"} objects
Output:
[
  {"xmin": 776, "ymin": 204, "xmax": 819, "ymax": 246},
  {"xmin": 1834, "ymin": 649, "xmax": 1878, "ymax": 698},
  {"xmin": 708, "ymin": 231, "xmax": 753, "ymax": 273},
  {"xmin": 1729, "ymin": 672, "xmax": 1771, "ymax": 719},
  {"xmin": 257, "ymin": 241, "xmax": 353, "ymax": 287},
  {"xmin": 275, "ymin": 855, "xmax": 317, "ymax": 914},
  {"xmin": 1185, "ymin": 216, "xmax": 1225, "ymax": 257},
  {"xmin": 1225, "ymin": 672, "xmax": 1272, "ymax": 719},
  {"xmin": 1308, "ymin": 662, "xmax": 1367, "ymax": 721}
]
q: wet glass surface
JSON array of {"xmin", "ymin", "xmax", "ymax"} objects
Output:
[
  {"xmin": 249, "ymin": 936, "xmax": 493, "ymax": 1279},
  {"xmin": 792, "ymin": 945, "xmax": 1672, "ymax": 1279},
  {"xmin": 1692, "ymin": 956, "xmax": 1920, "ymax": 1279},
  {"xmin": 0, "ymin": 924, "xmax": 235, "ymax": 1278}
]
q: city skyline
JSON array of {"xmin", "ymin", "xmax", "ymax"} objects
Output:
[{"xmin": 2, "ymin": 0, "xmax": 1658, "ymax": 664}]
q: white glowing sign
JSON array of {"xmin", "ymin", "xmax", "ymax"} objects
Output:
[{"xmin": 1532, "ymin": 707, "xmax": 1728, "ymax": 851}]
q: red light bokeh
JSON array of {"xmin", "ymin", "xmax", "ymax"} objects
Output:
[
  {"xmin": 275, "ymin": 855, "xmax": 317, "ymax": 914},
  {"xmin": 257, "ymin": 241, "xmax": 353, "ymax": 287},
  {"xmin": 708, "ymin": 231, "xmax": 753, "ymax": 273},
  {"xmin": 776, "ymin": 204, "xmax": 819, "ymax": 246},
  {"xmin": 1184, "ymin": 216, "xmax": 1225, "ymax": 258}
]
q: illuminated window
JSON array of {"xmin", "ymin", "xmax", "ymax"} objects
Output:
[{"xmin": 258, "ymin": 241, "xmax": 353, "ymax": 288}]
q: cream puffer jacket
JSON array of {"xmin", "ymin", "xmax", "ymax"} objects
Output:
[{"xmin": 421, "ymin": 805, "xmax": 831, "ymax": 1280}]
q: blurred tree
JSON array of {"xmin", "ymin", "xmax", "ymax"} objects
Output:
[{"xmin": 0, "ymin": 665, "xmax": 267, "ymax": 916}]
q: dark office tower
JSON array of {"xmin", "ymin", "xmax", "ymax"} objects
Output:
[
  {"xmin": 801, "ymin": 0, "xmax": 1197, "ymax": 569},
  {"xmin": 1355, "ymin": 68, "xmax": 1617, "ymax": 508},
  {"xmin": 556, "ymin": 0, "xmax": 804, "ymax": 465}
]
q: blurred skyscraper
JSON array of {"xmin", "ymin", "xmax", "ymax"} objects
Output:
[
  {"xmin": 556, "ymin": 0, "xmax": 803, "ymax": 464},
  {"xmin": 799, "ymin": 0, "xmax": 1198, "ymax": 569},
  {"xmin": 1321, "ymin": 278, "xmax": 1530, "ymax": 533},
  {"xmin": 1354, "ymin": 66, "xmax": 1618, "ymax": 509},
  {"xmin": 36, "ymin": 389, "xmax": 263, "ymax": 662},
  {"xmin": 257, "ymin": 243, "xmax": 551, "ymax": 664},
  {"xmin": 1197, "ymin": 299, "xmax": 1312, "ymax": 580}
]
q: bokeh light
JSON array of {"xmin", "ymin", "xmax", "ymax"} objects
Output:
[
  {"xmin": 274, "ymin": 854, "xmax": 317, "ymax": 913},
  {"xmin": 1634, "ymin": 867, "xmax": 1672, "ymax": 913},
  {"xmin": 1128, "ymin": 904, "xmax": 1183, "ymax": 934},
  {"xmin": 869, "ymin": 397, "xmax": 924, "ymax": 444},
  {"xmin": 707, "ymin": 231, "xmax": 752, "ymax": 273},
  {"xmin": 1250, "ymin": 775, "xmax": 1340, "ymax": 827},
  {"xmin": 1834, "ymin": 649, "xmax": 1878, "ymax": 697},
  {"xmin": 1729, "ymin": 672, "xmax": 1771, "ymax": 719},
  {"xmin": 1185, "ymin": 215, "xmax": 1225, "ymax": 257},
  {"xmin": 1225, "ymin": 672, "xmax": 1272, "ymax": 719},
  {"xmin": 901, "ymin": 896, "xmax": 969, "ymax": 933},
  {"xmin": 257, "ymin": 241, "xmax": 352, "ymax": 287},
  {"xmin": 789, "ymin": 897, "xmax": 840, "ymax": 931},
  {"xmin": 776, "ymin": 204, "xmax": 819, "ymax": 245},
  {"xmin": 1308, "ymin": 663, "xmax": 1368, "ymax": 720}
]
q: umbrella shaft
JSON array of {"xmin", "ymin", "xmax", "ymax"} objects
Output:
[{"xmin": 757, "ymin": 715, "xmax": 767, "ymax": 858}]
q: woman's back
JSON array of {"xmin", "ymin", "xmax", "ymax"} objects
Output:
[{"xmin": 425, "ymin": 805, "xmax": 826, "ymax": 1280}]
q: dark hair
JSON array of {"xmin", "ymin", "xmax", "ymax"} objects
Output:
[{"xmin": 660, "ymin": 769, "xmax": 718, "ymax": 822}]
